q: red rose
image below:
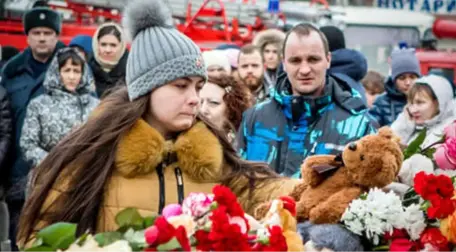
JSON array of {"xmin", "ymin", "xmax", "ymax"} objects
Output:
[
  {"xmin": 420, "ymin": 228, "xmax": 450, "ymax": 251},
  {"xmin": 212, "ymin": 185, "xmax": 245, "ymax": 217}
]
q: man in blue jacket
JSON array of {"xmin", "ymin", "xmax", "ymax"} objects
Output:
[
  {"xmin": 320, "ymin": 25, "xmax": 368, "ymax": 105},
  {"xmin": 0, "ymin": 6, "xmax": 64, "ymax": 249},
  {"xmin": 236, "ymin": 23, "xmax": 376, "ymax": 178}
]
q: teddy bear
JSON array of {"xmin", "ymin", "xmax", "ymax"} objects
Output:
[
  {"xmin": 255, "ymin": 127, "xmax": 403, "ymax": 251},
  {"xmin": 255, "ymin": 127, "xmax": 404, "ymax": 225}
]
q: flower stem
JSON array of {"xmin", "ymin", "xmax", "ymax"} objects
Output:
[
  {"xmin": 420, "ymin": 139, "xmax": 445, "ymax": 154},
  {"xmin": 372, "ymin": 245, "xmax": 390, "ymax": 251}
]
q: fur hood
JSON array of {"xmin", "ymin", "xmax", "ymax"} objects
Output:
[
  {"xmin": 252, "ymin": 29, "xmax": 285, "ymax": 51},
  {"xmin": 115, "ymin": 119, "xmax": 224, "ymax": 181}
]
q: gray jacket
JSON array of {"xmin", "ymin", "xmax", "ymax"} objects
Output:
[{"xmin": 20, "ymin": 49, "xmax": 99, "ymax": 167}]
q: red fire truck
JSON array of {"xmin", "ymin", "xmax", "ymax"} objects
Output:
[{"xmin": 416, "ymin": 18, "xmax": 456, "ymax": 84}]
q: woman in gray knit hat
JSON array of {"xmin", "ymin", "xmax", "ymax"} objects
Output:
[{"xmin": 17, "ymin": 0, "xmax": 300, "ymax": 245}]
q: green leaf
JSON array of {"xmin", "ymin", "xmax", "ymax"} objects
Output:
[
  {"xmin": 422, "ymin": 147, "xmax": 437, "ymax": 159},
  {"xmin": 94, "ymin": 232, "xmax": 123, "ymax": 247},
  {"xmin": 420, "ymin": 201, "xmax": 431, "ymax": 212},
  {"xmin": 123, "ymin": 229, "xmax": 146, "ymax": 244},
  {"xmin": 31, "ymin": 237, "xmax": 44, "ymax": 247},
  {"xmin": 156, "ymin": 237, "xmax": 182, "ymax": 251},
  {"xmin": 143, "ymin": 215, "xmax": 157, "ymax": 228},
  {"xmin": 25, "ymin": 245, "xmax": 55, "ymax": 251},
  {"xmin": 403, "ymin": 129, "xmax": 427, "ymax": 160},
  {"xmin": 115, "ymin": 208, "xmax": 144, "ymax": 230},
  {"xmin": 36, "ymin": 222, "xmax": 77, "ymax": 250}
]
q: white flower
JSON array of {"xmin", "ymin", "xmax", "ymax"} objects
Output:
[
  {"xmin": 341, "ymin": 188, "xmax": 420, "ymax": 245},
  {"xmin": 403, "ymin": 204, "xmax": 426, "ymax": 240},
  {"xmin": 101, "ymin": 240, "xmax": 132, "ymax": 252}
]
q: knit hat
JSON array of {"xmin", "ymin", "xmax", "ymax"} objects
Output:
[
  {"xmin": 391, "ymin": 48, "xmax": 421, "ymax": 81},
  {"xmin": 23, "ymin": 7, "xmax": 62, "ymax": 35},
  {"xmin": 69, "ymin": 35, "xmax": 93, "ymax": 56},
  {"xmin": 223, "ymin": 48, "xmax": 240, "ymax": 69},
  {"xmin": 122, "ymin": 0, "xmax": 206, "ymax": 101},
  {"xmin": 320, "ymin": 26, "xmax": 345, "ymax": 52},
  {"xmin": 202, "ymin": 50, "xmax": 231, "ymax": 74}
]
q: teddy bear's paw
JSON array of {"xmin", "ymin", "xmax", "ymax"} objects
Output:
[
  {"xmin": 254, "ymin": 202, "xmax": 271, "ymax": 220},
  {"xmin": 309, "ymin": 207, "xmax": 341, "ymax": 224},
  {"xmin": 296, "ymin": 201, "xmax": 311, "ymax": 220}
]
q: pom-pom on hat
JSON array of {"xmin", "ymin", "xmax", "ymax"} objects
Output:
[{"xmin": 122, "ymin": 0, "xmax": 207, "ymax": 101}]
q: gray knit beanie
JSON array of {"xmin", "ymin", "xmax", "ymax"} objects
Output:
[
  {"xmin": 391, "ymin": 48, "xmax": 421, "ymax": 82},
  {"xmin": 122, "ymin": 0, "xmax": 207, "ymax": 101}
]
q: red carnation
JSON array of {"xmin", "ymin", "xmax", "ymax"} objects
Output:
[
  {"xmin": 212, "ymin": 185, "xmax": 245, "ymax": 217},
  {"xmin": 427, "ymin": 196, "xmax": 456, "ymax": 219},
  {"xmin": 146, "ymin": 216, "xmax": 175, "ymax": 245},
  {"xmin": 265, "ymin": 226, "xmax": 288, "ymax": 251},
  {"xmin": 420, "ymin": 228, "xmax": 449, "ymax": 251},
  {"xmin": 174, "ymin": 226, "xmax": 191, "ymax": 252},
  {"xmin": 414, "ymin": 172, "xmax": 438, "ymax": 200},
  {"xmin": 200, "ymin": 207, "xmax": 251, "ymax": 251},
  {"xmin": 251, "ymin": 226, "xmax": 287, "ymax": 251},
  {"xmin": 194, "ymin": 230, "xmax": 212, "ymax": 251}
]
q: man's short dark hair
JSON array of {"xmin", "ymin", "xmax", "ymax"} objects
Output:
[
  {"xmin": 238, "ymin": 44, "xmax": 263, "ymax": 63},
  {"xmin": 282, "ymin": 23, "xmax": 330, "ymax": 57}
]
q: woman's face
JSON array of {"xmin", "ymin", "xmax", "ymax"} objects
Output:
[
  {"xmin": 200, "ymin": 82, "xmax": 227, "ymax": 130},
  {"xmin": 407, "ymin": 91, "xmax": 439, "ymax": 125},
  {"xmin": 98, "ymin": 34, "xmax": 121, "ymax": 61},
  {"xmin": 147, "ymin": 76, "xmax": 205, "ymax": 138},
  {"xmin": 263, "ymin": 43, "xmax": 280, "ymax": 70},
  {"xmin": 60, "ymin": 58, "xmax": 82, "ymax": 92}
]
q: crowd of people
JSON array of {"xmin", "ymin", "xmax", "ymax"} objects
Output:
[{"xmin": 0, "ymin": 0, "xmax": 455, "ymax": 250}]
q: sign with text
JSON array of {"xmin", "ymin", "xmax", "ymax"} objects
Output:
[{"xmin": 376, "ymin": 0, "xmax": 456, "ymax": 15}]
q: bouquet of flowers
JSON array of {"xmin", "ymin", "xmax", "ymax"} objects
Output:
[
  {"xmin": 26, "ymin": 185, "xmax": 290, "ymax": 252},
  {"xmin": 340, "ymin": 170, "xmax": 456, "ymax": 251},
  {"xmin": 341, "ymin": 188, "xmax": 426, "ymax": 246}
]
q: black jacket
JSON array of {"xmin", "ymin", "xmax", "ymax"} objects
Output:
[
  {"xmin": 89, "ymin": 51, "xmax": 128, "ymax": 98},
  {"xmin": 0, "ymin": 85, "xmax": 12, "ymax": 186}
]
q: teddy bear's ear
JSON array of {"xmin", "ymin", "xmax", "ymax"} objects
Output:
[{"xmin": 378, "ymin": 127, "xmax": 402, "ymax": 144}]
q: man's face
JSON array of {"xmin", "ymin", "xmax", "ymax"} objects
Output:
[
  {"xmin": 238, "ymin": 51, "xmax": 264, "ymax": 90},
  {"xmin": 283, "ymin": 31, "xmax": 331, "ymax": 96},
  {"xmin": 27, "ymin": 27, "xmax": 58, "ymax": 59}
]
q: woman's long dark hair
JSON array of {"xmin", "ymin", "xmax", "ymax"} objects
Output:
[{"xmin": 18, "ymin": 86, "xmax": 277, "ymax": 244}]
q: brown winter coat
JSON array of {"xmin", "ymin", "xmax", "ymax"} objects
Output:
[{"xmin": 24, "ymin": 119, "xmax": 299, "ymax": 245}]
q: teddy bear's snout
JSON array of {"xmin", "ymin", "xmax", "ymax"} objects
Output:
[{"xmin": 348, "ymin": 142, "xmax": 357, "ymax": 151}]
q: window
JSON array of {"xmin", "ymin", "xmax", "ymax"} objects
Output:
[
  {"xmin": 429, "ymin": 68, "xmax": 455, "ymax": 86},
  {"xmin": 344, "ymin": 25, "xmax": 421, "ymax": 76}
]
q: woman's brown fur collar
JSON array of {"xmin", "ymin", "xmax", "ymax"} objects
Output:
[{"xmin": 115, "ymin": 119, "xmax": 224, "ymax": 182}]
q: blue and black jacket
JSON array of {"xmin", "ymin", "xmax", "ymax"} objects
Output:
[{"xmin": 236, "ymin": 73, "xmax": 377, "ymax": 178}]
